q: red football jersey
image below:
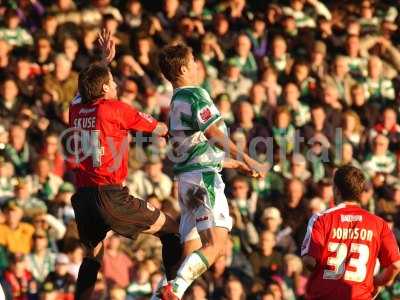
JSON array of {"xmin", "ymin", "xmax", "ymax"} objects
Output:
[
  {"xmin": 68, "ymin": 96, "xmax": 158, "ymax": 187},
  {"xmin": 301, "ymin": 202, "xmax": 400, "ymax": 300}
]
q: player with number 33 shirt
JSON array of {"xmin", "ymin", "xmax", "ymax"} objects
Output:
[{"xmin": 301, "ymin": 166, "xmax": 400, "ymax": 300}]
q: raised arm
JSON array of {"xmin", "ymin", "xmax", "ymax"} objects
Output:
[{"xmin": 97, "ymin": 28, "xmax": 116, "ymax": 65}]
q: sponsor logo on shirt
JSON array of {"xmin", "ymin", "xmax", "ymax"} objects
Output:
[
  {"xmin": 79, "ymin": 107, "xmax": 96, "ymax": 114},
  {"xmin": 341, "ymin": 215, "xmax": 363, "ymax": 222},
  {"xmin": 196, "ymin": 216, "xmax": 209, "ymax": 222},
  {"xmin": 199, "ymin": 107, "xmax": 212, "ymax": 123}
]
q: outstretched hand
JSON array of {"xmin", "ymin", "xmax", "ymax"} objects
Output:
[
  {"xmin": 98, "ymin": 28, "xmax": 116, "ymax": 64},
  {"xmin": 244, "ymin": 157, "xmax": 268, "ymax": 179}
]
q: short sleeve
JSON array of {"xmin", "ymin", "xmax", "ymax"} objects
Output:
[
  {"xmin": 378, "ymin": 221, "xmax": 400, "ymax": 268},
  {"xmin": 301, "ymin": 214, "xmax": 325, "ymax": 262},
  {"xmin": 193, "ymin": 89, "xmax": 221, "ymax": 132},
  {"xmin": 117, "ymin": 101, "xmax": 158, "ymax": 132}
]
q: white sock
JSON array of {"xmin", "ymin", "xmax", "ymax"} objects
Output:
[
  {"xmin": 150, "ymin": 276, "xmax": 168, "ymax": 300},
  {"xmin": 171, "ymin": 251, "xmax": 209, "ymax": 299}
]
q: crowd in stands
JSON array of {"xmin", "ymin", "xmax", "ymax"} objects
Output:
[{"xmin": 0, "ymin": 0, "xmax": 400, "ymax": 299}]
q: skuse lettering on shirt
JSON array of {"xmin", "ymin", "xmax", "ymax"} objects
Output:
[
  {"xmin": 73, "ymin": 117, "xmax": 96, "ymax": 129},
  {"xmin": 341, "ymin": 215, "xmax": 363, "ymax": 222},
  {"xmin": 332, "ymin": 227, "xmax": 373, "ymax": 241}
]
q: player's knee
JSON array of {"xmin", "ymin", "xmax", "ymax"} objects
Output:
[{"xmin": 207, "ymin": 235, "xmax": 226, "ymax": 254}]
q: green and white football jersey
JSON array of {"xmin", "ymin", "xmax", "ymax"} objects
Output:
[{"xmin": 168, "ymin": 86, "xmax": 227, "ymax": 174}]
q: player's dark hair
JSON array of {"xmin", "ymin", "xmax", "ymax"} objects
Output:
[
  {"xmin": 333, "ymin": 165, "xmax": 366, "ymax": 202},
  {"xmin": 158, "ymin": 44, "xmax": 192, "ymax": 83},
  {"xmin": 78, "ymin": 63, "xmax": 110, "ymax": 103}
]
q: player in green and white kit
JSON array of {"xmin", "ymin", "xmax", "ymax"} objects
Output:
[
  {"xmin": 157, "ymin": 45, "xmax": 266, "ymax": 299},
  {"xmin": 169, "ymin": 86, "xmax": 233, "ymax": 243}
]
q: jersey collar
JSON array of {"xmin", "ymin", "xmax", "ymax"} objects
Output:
[{"xmin": 173, "ymin": 86, "xmax": 197, "ymax": 95}]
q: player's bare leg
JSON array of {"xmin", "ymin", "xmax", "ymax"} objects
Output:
[
  {"xmin": 143, "ymin": 210, "xmax": 178, "ymax": 234},
  {"xmin": 183, "ymin": 238, "xmax": 202, "ymax": 256},
  {"xmin": 75, "ymin": 241, "xmax": 104, "ymax": 300},
  {"xmin": 161, "ymin": 227, "xmax": 229, "ymax": 299},
  {"xmin": 144, "ymin": 211, "xmax": 183, "ymax": 283}
]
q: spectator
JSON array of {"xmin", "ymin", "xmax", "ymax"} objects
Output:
[
  {"xmin": 279, "ymin": 179, "xmax": 309, "ymax": 246},
  {"xmin": 34, "ymin": 36, "xmax": 54, "ymax": 75},
  {"xmin": 12, "ymin": 178, "xmax": 47, "ymax": 220},
  {"xmin": 221, "ymin": 58, "xmax": 252, "ymax": 103},
  {"xmin": 282, "ymin": 0, "xmax": 331, "ymax": 28},
  {"xmin": 323, "ymin": 55, "xmax": 356, "ymax": 106},
  {"xmin": 127, "ymin": 155, "xmax": 172, "ymax": 201},
  {"xmin": 223, "ymin": 276, "xmax": 246, "ymax": 300},
  {"xmin": 230, "ymin": 101, "xmax": 270, "ymax": 155},
  {"xmin": 369, "ymin": 107, "xmax": 400, "ymax": 153},
  {"xmin": 231, "ymin": 34, "xmax": 258, "ymax": 80},
  {"xmin": 43, "ymin": 53, "xmax": 78, "ymax": 105},
  {"xmin": 259, "ymin": 207, "xmax": 297, "ymax": 254},
  {"xmin": 264, "ymin": 36, "xmax": 293, "ymax": 79},
  {"xmin": 0, "ymin": 39, "xmax": 11, "ymax": 72},
  {"xmin": 25, "ymin": 229, "xmax": 56, "ymax": 283},
  {"xmin": 124, "ymin": 0, "xmax": 143, "ymax": 30},
  {"xmin": 344, "ymin": 34, "xmax": 367, "ymax": 79},
  {"xmin": 259, "ymin": 67, "xmax": 281, "ymax": 109},
  {"xmin": 246, "ymin": 13, "xmax": 268, "ymax": 59},
  {"xmin": 302, "ymin": 104, "xmax": 334, "ymax": 143},
  {"xmin": 212, "ymin": 13, "xmax": 236, "ymax": 52},
  {"xmin": 65, "ymin": 240, "xmax": 83, "ymax": 280},
  {"xmin": 309, "ymin": 40, "xmax": 328, "ymax": 80},
  {"xmin": 199, "ymin": 33, "xmax": 224, "ymax": 79},
  {"xmin": 0, "ymin": 77, "xmax": 24, "ymax": 125},
  {"xmin": 0, "ymin": 9, "xmax": 33, "ymax": 47},
  {"xmin": 249, "ymin": 230, "xmax": 283, "ymax": 280},
  {"xmin": 48, "ymin": 182, "xmax": 75, "ymax": 225},
  {"xmin": 0, "ymin": 157, "xmax": 15, "ymax": 203},
  {"xmin": 102, "ymin": 234, "xmax": 134, "ymax": 289},
  {"xmin": 126, "ymin": 262, "xmax": 152, "ymax": 299},
  {"xmin": 282, "ymin": 82, "xmax": 310, "ymax": 128},
  {"xmin": 0, "ymin": 201, "xmax": 35, "ymax": 254},
  {"xmin": 3, "ymin": 253, "xmax": 37, "ymax": 300},
  {"xmin": 341, "ymin": 110, "xmax": 367, "ymax": 159},
  {"xmin": 110, "ymin": 286, "xmax": 127, "ymax": 300},
  {"xmin": 363, "ymin": 134, "xmax": 396, "ymax": 177},
  {"xmin": 31, "ymin": 212, "xmax": 66, "ymax": 246},
  {"xmin": 350, "ymin": 83, "xmax": 379, "ymax": 129},
  {"xmin": 14, "ymin": 56, "xmax": 38, "ymax": 105},
  {"xmin": 364, "ymin": 55, "xmax": 395, "ymax": 105},
  {"xmin": 42, "ymin": 253, "xmax": 75, "ymax": 299},
  {"xmin": 335, "ymin": 142, "xmax": 362, "ymax": 169},
  {"xmin": 280, "ymin": 254, "xmax": 307, "ymax": 298},
  {"xmin": 271, "ymin": 106, "xmax": 296, "ymax": 155},
  {"xmin": 27, "ymin": 157, "xmax": 63, "ymax": 202}
]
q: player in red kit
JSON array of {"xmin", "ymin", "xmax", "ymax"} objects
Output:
[
  {"xmin": 301, "ymin": 165, "xmax": 400, "ymax": 300},
  {"xmin": 68, "ymin": 30, "xmax": 182, "ymax": 300}
]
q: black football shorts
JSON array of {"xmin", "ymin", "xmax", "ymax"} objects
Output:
[{"xmin": 71, "ymin": 185, "xmax": 160, "ymax": 248}]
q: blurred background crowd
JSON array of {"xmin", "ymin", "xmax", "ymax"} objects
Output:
[{"xmin": 0, "ymin": 0, "xmax": 400, "ymax": 299}]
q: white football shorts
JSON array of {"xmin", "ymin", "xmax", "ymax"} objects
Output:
[{"xmin": 177, "ymin": 170, "xmax": 233, "ymax": 243}]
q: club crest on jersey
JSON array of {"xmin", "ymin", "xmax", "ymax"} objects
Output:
[{"xmin": 199, "ymin": 107, "xmax": 212, "ymax": 123}]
